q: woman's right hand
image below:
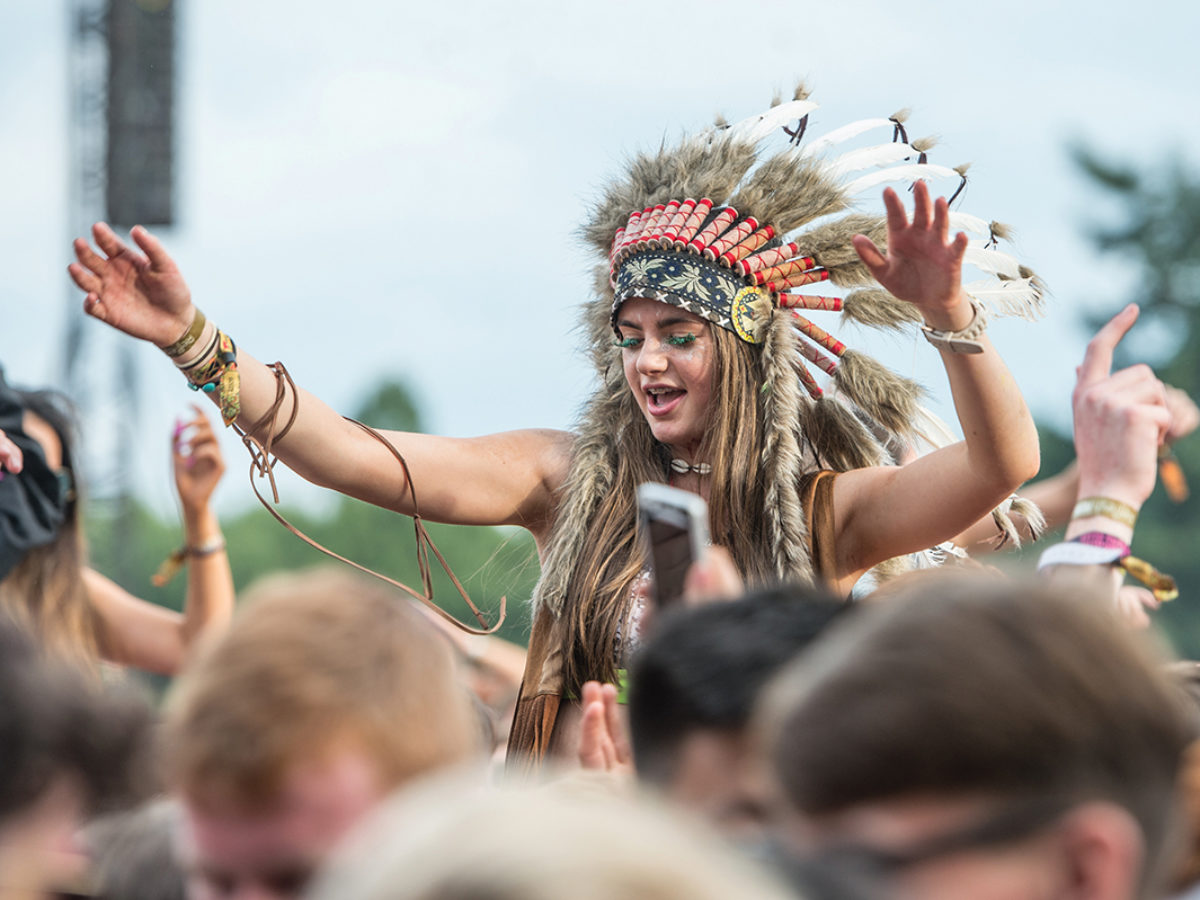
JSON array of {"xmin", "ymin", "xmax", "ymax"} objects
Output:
[
  {"xmin": 172, "ymin": 406, "xmax": 226, "ymax": 514},
  {"xmin": 67, "ymin": 223, "xmax": 195, "ymax": 348}
]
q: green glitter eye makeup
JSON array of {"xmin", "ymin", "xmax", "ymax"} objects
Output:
[{"xmin": 666, "ymin": 334, "xmax": 698, "ymax": 346}]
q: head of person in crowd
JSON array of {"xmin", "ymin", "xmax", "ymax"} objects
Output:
[
  {"xmin": 627, "ymin": 583, "xmax": 850, "ymax": 835},
  {"xmin": 0, "ymin": 372, "xmax": 97, "ymax": 665},
  {"xmin": 0, "ymin": 613, "xmax": 154, "ymax": 899},
  {"xmin": 1162, "ymin": 661, "xmax": 1200, "ymax": 896},
  {"xmin": 304, "ymin": 774, "xmax": 797, "ymax": 900},
  {"xmin": 85, "ymin": 799, "xmax": 186, "ymax": 900},
  {"xmin": 164, "ymin": 568, "xmax": 483, "ymax": 900},
  {"xmin": 758, "ymin": 573, "xmax": 1194, "ymax": 900}
]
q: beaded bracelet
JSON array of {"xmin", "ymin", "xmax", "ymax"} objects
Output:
[{"xmin": 179, "ymin": 329, "xmax": 241, "ymax": 426}]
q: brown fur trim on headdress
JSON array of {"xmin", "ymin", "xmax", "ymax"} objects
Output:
[
  {"xmin": 833, "ymin": 350, "xmax": 925, "ymax": 437},
  {"xmin": 801, "ymin": 396, "xmax": 888, "ymax": 472},
  {"xmin": 729, "ymin": 152, "xmax": 848, "ymax": 236},
  {"xmin": 758, "ymin": 312, "xmax": 816, "ymax": 582},
  {"xmin": 841, "ymin": 289, "xmax": 923, "ymax": 329}
]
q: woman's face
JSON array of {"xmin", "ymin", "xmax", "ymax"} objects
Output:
[
  {"xmin": 22, "ymin": 413, "xmax": 62, "ymax": 470},
  {"xmin": 617, "ymin": 297, "xmax": 715, "ymax": 460}
]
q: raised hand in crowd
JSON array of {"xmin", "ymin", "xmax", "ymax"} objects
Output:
[
  {"xmin": 69, "ymin": 223, "xmax": 195, "ymax": 347},
  {"xmin": 1038, "ymin": 304, "xmax": 1175, "ymax": 622},
  {"xmin": 578, "ymin": 681, "xmax": 634, "ymax": 779},
  {"xmin": 171, "ymin": 404, "xmax": 225, "ymax": 514},
  {"xmin": 82, "ymin": 405, "xmax": 234, "ymax": 672},
  {"xmin": 853, "ymin": 180, "xmax": 972, "ymax": 328}
]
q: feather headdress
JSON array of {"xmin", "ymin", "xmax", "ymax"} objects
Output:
[{"xmin": 534, "ymin": 85, "xmax": 1045, "ymax": 614}]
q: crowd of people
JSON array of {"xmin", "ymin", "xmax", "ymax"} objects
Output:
[{"xmin": 2, "ymin": 87, "xmax": 1199, "ymax": 899}]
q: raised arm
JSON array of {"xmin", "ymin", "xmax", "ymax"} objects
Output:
[
  {"xmin": 68, "ymin": 224, "xmax": 572, "ymax": 541},
  {"xmin": 1040, "ymin": 305, "xmax": 1172, "ymax": 621},
  {"xmin": 830, "ymin": 181, "xmax": 1040, "ymax": 586},
  {"xmin": 84, "ymin": 407, "xmax": 234, "ymax": 674},
  {"xmin": 954, "ymin": 341, "xmax": 1197, "ymax": 555}
]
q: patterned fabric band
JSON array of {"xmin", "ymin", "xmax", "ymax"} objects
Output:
[
  {"xmin": 1071, "ymin": 496, "xmax": 1138, "ymax": 529},
  {"xmin": 1037, "ymin": 541, "xmax": 1125, "ymax": 570},
  {"xmin": 181, "ymin": 329, "xmax": 241, "ymax": 426},
  {"xmin": 1120, "ymin": 555, "xmax": 1179, "ymax": 603},
  {"xmin": 1038, "ymin": 540, "xmax": 1178, "ymax": 603},
  {"xmin": 162, "ymin": 308, "xmax": 208, "ymax": 359},
  {"xmin": 1071, "ymin": 531, "xmax": 1132, "ymax": 556},
  {"xmin": 612, "ymin": 251, "xmax": 752, "ymax": 336}
]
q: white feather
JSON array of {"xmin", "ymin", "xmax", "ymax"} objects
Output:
[
  {"xmin": 729, "ymin": 100, "xmax": 820, "ymax": 143},
  {"xmin": 801, "ymin": 117, "xmax": 894, "ymax": 157},
  {"xmin": 912, "ymin": 404, "xmax": 960, "ymax": 451},
  {"xmin": 948, "ymin": 212, "xmax": 991, "ymax": 236},
  {"xmin": 845, "ymin": 163, "xmax": 961, "ymax": 195},
  {"xmin": 828, "ymin": 142, "xmax": 923, "ymax": 178},
  {"xmin": 964, "ymin": 277, "xmax": 1045, "ymax": 319},
  {"xmin": 962, "ymin": 247, "xmax": 1022, "ymax": 279}
]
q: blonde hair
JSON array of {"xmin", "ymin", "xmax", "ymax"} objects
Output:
[
  {"xmin": 0, "ymin": 396, "xmax": 99, "ymax": 669},
  {"xmin": 307, "ymin": 774, "xmax": 796, "ymax": 900},
  {"xmin": 162, "ymin": 568, "xmax": 481, "ymax": 808}
]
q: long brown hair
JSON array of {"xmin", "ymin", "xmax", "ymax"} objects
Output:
[
  {"xmin": 560, "ymin": 325, "xmax": 777, "ymax": 694},
  {"xmin": 0, "ymin": 391, "xmax": 99, "ymax": 666}
]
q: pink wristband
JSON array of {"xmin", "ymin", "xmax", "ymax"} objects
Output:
[{"xmin": 1071, "ymin": 531, "xmax": 1132, "ymax": 557}]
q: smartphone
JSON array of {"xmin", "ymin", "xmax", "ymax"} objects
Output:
[{"xmin": 636, "ymin": 482, "xmax": 710, "ymax": 609}]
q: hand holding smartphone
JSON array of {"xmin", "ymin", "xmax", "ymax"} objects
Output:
[{"xmin": 636, "ymin": 482, "xmax": 709, "ymax": 610}]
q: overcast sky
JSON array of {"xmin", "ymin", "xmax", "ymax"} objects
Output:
[{"xmin": 3, "ymin": 0, "xmax": 1198, "ymax": 514}]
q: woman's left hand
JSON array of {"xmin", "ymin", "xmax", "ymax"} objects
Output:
[
  {"xmin": 852, "ymin": 180, "xmax": 972, "ymax": 331},
  {"xmin": 173, "ymin": 405, "xmax": 226, "ymax": 513}
]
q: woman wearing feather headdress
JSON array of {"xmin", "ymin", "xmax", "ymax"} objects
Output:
[{"xmin": 67, "ymin": 90, "xmax": 1041, "ymax": 767}]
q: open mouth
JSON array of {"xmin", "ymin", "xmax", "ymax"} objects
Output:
[{"xmin": 646, "ymin": 387, "xmax": 685, "ymax": 414}]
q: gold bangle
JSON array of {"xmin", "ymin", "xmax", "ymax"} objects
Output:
[
  {"xmin": 1071, "ymin": 496, "xmax": 1138, "ymax": 529},
  {"xmin": 162, "ymin": 308, "xmax": 207, "ymax": 359}
]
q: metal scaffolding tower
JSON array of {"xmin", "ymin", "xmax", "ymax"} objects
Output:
[{"xmin": 64, "ymin": 0, "xmax": 176, "ymax": 584}]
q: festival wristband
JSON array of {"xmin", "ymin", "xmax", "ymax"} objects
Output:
[
  {"xmin": 161, "ymin": 308, "xmax": 207, "ymax": 359},
  {"xmin": 1119, "ymin": 556, "xmax": 1179, "ymax": 604},
  {"xmin": 175, "ymin": 319, "xmax": 219, "ymax": 370},
  {"xmin": 1071, "ymin": 496, "xmax": 1138, "ymax": 529},
  {"xmin": 151, "ymin": 537, "xmax": 227, "ymax": 587},
  {"xmin": 1071, "ymin": 531, "xmax": 1131, "ymax": 556},
  {"xmin": 1038, "ymin": 542, "xmax": 1178, "ymax": 604},
  {"xmin": 1037, "ymin": 541, "xmax": 1124, "ymax": 571}
]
